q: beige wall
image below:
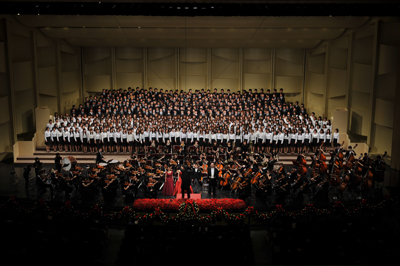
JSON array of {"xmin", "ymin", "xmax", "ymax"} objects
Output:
[
  {"xmin": 82, "ymin": 47, "xmax": 305, "ymax": 95},
  {"xmin": 305, "ymin": 18, "xmax": 400, "ymax": 159},
  {"xmin": 0, "ymin": 16, "xmax": 82, "ymax": 159}
]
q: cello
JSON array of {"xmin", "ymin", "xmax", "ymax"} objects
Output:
[
  {"xmin": 251, "ymin": 172, "xmax": 262, "ymax": 185},
  {"xmin": 201, "ymin": 163, "xmax": 208, "ymax": 182},
  {"xmin": 230, "ymin": 176, "xmax": 241, "ymax": 190},
  {"xmin": 220, "ymin": 170, "xmax": 231, "ymax": 187}
]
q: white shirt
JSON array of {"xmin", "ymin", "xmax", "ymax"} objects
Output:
[
  {"xmin": 127, "ymin": 133, "xmax": 133, "ymax": 142},
  {"xmin": 210, "ymin": 168, "xmax": 215, "ymax": 179},
  {"xmin": 333, "ymin": 132, "xmax": 339, "ymax": 141},
  {"xmin": 50, "ymin": 131, "xmax": 57, "ymax": 141},
  {"xmin": 45, "ymin": 130, "xmax": 51, "ymax": 141}
]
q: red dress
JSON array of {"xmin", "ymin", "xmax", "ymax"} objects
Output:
[
  {"xmin": 162, "ymin": 171, "xmax": 174, "ymax": 196},
  {"xmin": 173, "ymin": 171, "xmax": 193, "ymax": 195}
]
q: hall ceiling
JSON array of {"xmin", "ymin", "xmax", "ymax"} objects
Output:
[{"xmin": 14, "ymin": 15, "xmax": 372, "ymax": 48}]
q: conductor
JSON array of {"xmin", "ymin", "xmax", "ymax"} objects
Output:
[
  {"xmin": 180, "ymin": 165, "xmax": 192, "ymax": 199},
  {"xmin": 96, "ymin": 148, "xmax": 106, "ymax": 164}
]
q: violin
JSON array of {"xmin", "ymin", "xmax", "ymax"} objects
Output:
[
  {"xmin": 156, "ymin": 169, "xmax": 165, "ymax": 175},
  {"xmin": 107, "ymin": 174, "xmax": 116, "ymax": 180},
  {"xmin": 89, "ymin": 173, "xmax": 99, "ymax": 179},
  {"xmin": 299, "ymin": 181, "xmax": 307, "ymax": 191},
  {"xmin": 273, "ymin": 165, "xmax": 284, "ymax": 176},
  {"xmin": 147, "ymin": 178, "xmax": 158, "ymax": 187},
  {"xmin": 310, "ymin": 174, "xmax": 320, "ymax": 184},
  {"xmin": 239, "ymin": 180, "xmax": 248, "ymax": 189}
]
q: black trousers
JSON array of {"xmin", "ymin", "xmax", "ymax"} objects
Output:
[
  {"xmin": 181, "ymin": 186, "xmax": 191, "ymax": 198},
  {"xmin": 56, "ymin": 163, "xmax": 62, "ymax": 172},
  {"xmin": 208, "ymin": 178, "xmax": 217, "ymax": 195}
]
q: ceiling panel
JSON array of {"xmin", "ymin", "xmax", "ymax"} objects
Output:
[
  {"xmin": 41, "ymin": 28, "xmax": 127, "ymax": 39},
  {"xmin": 16, "ymin": 15, "xmax": 120, "ymax": 28},
  {"xmin": 41, "ymin": 27, "xmax": 345, "ymax": 40},
  {"xmin": 16, "ymin": 15, "xmax": 370, "ymax": 29},
  {"xmin": 65, "ymin": 38, "xmax": 321, "ymax": 49},
  {"xmin": 13, "ymin": 15, "xmax": 373, "ymax": 48}
]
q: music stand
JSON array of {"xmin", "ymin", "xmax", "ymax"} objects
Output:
[
  {"xmin": 206, "ymin": 155, "xmax": 213, "ymax": 161},
  {"xmin": 206, "ymin": 147, "xmax": 212, "ymax": 153},
  {"xmin": 219, "ymin": 154, "xmax": 225, "ymax": 160},
  {"xmin": 173, "ymin": 145, "xmax": 181, "ymax": 152},
  {"xmin": 146, "ymin": 160, "xmax": 152, "ymax": 166},
  {"xmin": 148, "ymin": 147, "xmax": 155, "ymax": 152},
  {"xmin": 138, "ymin": 154, "xmax": 145, "ymax": 158},
  {"xmin": 177, "ymin": 155, "xmax": 184, "ymax": 160},
  {"xmin": 192, "ymin": 155, "xmax": 199, "ymax": 160},
  {"xmin": 164, "ymin": 153, "xmax": 172, "ymax": 159}
]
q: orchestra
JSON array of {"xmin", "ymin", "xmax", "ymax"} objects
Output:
[{"xmin": 28, "ymin": 139, "xmax": 387, "ymax": 204}]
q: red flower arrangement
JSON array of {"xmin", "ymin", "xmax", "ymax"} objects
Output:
[{"xmin": 133, "ymin": 198, "xmax": 245, "ymax": 211}]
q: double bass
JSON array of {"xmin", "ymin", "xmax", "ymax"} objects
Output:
[
  {"xmin": 374, "ymin": 151, "xmax": 387, "ymax": 182},
  {"xmin": 344, "ymin": 143, "xmax": 358, "ymax": 169},
  {"xmin": 339, "ymin": 170, "xmax": 352, "ymax": 192},
  {"xmin": 362, "ymin": 148, "xmax": 373, "ymax": 190}
]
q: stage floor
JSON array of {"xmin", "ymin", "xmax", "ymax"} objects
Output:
[{"xmin": 0, "ymin": 158, "xmax": 393, "ymax": 211}]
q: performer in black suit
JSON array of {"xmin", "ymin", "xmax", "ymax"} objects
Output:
[
  {"xmin": 96, "ymin": 148, "xmax": 106, "ymax": 164},
  {"xmin": 208, "ymin": 163, "xmax": 217, "ymax": 197},
  {"xmin": 192, "ymin": 163, "xmax": 202, "ymax": 193},
  {"xmin": 55, "ymin": 153, "xmax": 63, "ymax": 172},
  {"xmin": 180, "ymin": 165, "xmax": 192, "ymax": 199},
  {"xmin": 33, "ymin": 157, "xmax": 42, "ymax": 177}
]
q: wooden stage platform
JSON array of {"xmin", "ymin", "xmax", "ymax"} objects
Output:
[{"xmin": 14, "ymin": 146, "xmax": 331, "ymax": 168}]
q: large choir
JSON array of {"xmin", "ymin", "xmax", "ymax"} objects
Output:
[
  {"xmin": 34, "ymin": 87, "xmax": 386, "ymax": 203},
  {"xmin": 44, "ymin": 87, "xmax": 339, "ymax": 155}
]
